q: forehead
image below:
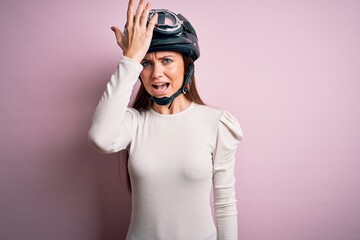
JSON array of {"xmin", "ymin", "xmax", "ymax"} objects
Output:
[{"xmin": 144, "ymin": 51, "xmax": 182, "ymax": 59}]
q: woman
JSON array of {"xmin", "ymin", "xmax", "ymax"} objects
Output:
[{"xmin": 88, "ymin": 0, "xmax": 243, "ymax": 239}]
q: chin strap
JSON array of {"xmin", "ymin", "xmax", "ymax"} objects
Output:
[{"xmin": 148, "ymin": 63, "xmax": 194, "ymax": 108}]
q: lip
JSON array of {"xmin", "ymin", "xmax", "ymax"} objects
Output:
[{"xmin": 150, "ymin": 82, "xmax": 170, "ymax": 97}]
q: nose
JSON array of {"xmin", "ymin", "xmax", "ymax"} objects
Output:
[{"xmin": 151, "ymin": 62, "xmax": 164, "ymax": 79}]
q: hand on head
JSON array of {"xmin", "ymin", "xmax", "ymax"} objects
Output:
[{"xmin": 111, "ymin": 0, "xmax": 158, "ymax": 63}]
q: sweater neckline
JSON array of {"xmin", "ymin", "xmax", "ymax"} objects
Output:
[{"xmin": 149, "ymin": 101, "xmax": 195, "ymax": 117}]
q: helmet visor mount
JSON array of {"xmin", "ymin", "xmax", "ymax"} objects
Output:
[{"xmin": 149, "ymin": 9, "xmax": 183, "ymax": 35}]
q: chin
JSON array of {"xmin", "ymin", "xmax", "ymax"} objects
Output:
[
  {"xmin": 148, "ymin": 89, "xmax": 175, "ymax": 98},
  {"xmin": 152, "ymin": 93, "xmax": 170, "ymax": 98}
]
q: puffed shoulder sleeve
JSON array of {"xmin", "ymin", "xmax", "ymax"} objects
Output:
[
  {"xmin": 212, "ymin": 111, "xmax": 243, "ymax": 240},
  {"xmin": 88, "ymin": 56, "xmax": 143, "ymax": 153}
]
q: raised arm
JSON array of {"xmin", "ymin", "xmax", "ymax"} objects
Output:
[{"xmin": 88, "ymin": 0, "xmax": 158, "ymax": 153}]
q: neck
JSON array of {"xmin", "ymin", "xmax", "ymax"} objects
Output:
[{"xmin": 151, "ymin": 95, "xmax": 192, "ymax": 114}]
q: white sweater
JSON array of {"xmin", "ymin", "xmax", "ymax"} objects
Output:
[{"xmin": 88, "ymin": 57, "xmax": 243, "ymax": 240}]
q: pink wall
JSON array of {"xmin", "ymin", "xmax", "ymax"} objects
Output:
[{"xmin": 1, "ymin": 0, "xmax": 360, "ymax": 239}]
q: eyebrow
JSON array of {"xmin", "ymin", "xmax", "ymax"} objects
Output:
[
  {"xmin": 142, "ymin": 55, "xmax": 175, "ymax": 61},
  {"xmin": 159, "ymin": 55, "xmax": 175, "ymax": 59}
]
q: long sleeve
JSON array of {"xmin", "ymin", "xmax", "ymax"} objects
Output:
[
  {"xmin": 88, "ymin": 56, "xmax": 143, "ymax": 153},
  {"xmin": 212, "ymin": 111, "xmax": 243, "ymax": 240}
]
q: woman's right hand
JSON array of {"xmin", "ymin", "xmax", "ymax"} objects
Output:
[{"xmin": 111, "ymin": 0, "xmax": 158, "ymax": 63}]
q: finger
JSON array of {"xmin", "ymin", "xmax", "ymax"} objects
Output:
[
  {"xmin": 146, "ymin": 12, "xmax": 158, "ymax": 34},
  {"xmin": 139, "ymin": 2, "xmax": 150, "ymax": 26},
  {"xmin": 134, "ymin": 0, "xmax": 146, "ymax": 25},
  {"xmin": 126, "ymin": 0, "xmax": 135, "ymax": 27},
  {"xmin": 111, "ymin": 26, "xmax": 126, "ymax": 50}
]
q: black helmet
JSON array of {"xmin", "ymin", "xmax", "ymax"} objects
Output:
[{"xmin": 147, "ymin": 9, "xmax": 200, "ymax": 61}]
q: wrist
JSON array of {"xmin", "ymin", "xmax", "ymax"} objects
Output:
[{"xmin": 124, "ymin": 51, "xmax": 144, "ymax": 63}]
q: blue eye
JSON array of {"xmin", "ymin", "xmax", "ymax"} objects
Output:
[
  {"xmin": 163, "ymin": 58, "xmax": 173, "ymax": 64},
  {"xmin": 141, "ymin": 61, "xmax": 151, "ymax": 68}
]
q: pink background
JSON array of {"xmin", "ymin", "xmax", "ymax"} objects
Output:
[{"xmin": 1, "ymin": 0, "xmax": 360, "ymax": 239}]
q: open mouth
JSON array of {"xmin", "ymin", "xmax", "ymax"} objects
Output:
[{"xmin": 151, "ymin": 82, "xmax": 170, "ymax": 91}]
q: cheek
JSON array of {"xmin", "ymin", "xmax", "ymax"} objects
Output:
[
  {"xmin": 139, "ymin": 70, "xmax": 145, "ymax": 79},
  {"xmin": 139, "ymin": 72, "xmax": 153, "ymax": 93},
  {"xmin": 140, "ymin": 71, "xmax": 150, "ymax": 84},
  {"xmin": 169, "ymin": 69, "xmax": 184, "ymax": 86}
]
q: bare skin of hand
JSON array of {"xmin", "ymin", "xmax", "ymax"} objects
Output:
[{"xmin": 110, "ymin": 0, "xmax": 158, "ymax": 63}]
